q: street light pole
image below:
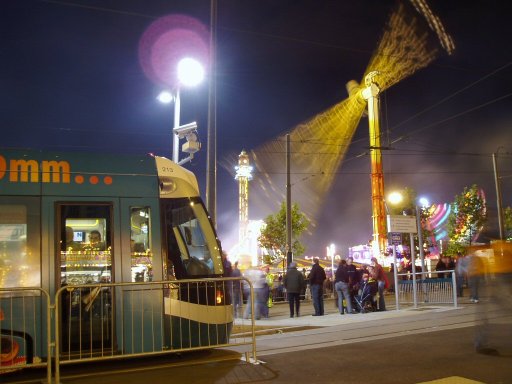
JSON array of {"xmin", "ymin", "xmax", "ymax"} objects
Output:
[
  {"xmin": 158, "ymin": 57, "xmax": 204, "ymax": 165},
  {"xmin": 415, "ymin": 204, "xmax": 426, "ymax": 275},
  {"xmin": 173, "ymin": 88, "xmax": 181, "ymax": 163},
  {"xmin": 286, "ymin": 134, "xmax": 293, "ymax": 266}
]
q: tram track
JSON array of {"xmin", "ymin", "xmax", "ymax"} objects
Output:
[{"xmin": 251, "ymin": 304, "xmax": 511, "ymax": 357}]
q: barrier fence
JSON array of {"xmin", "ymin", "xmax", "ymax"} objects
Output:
[
  {"xmin": 0, "ymin": 277, "xmax": 256, "ymax": 384},
  {"xmin": 267, "ymin": 271, "xmax": 459, "ymax": 311},
  {"xmin": 0, "ymin": 287, "xmax": 52, "ymax": 382},
  {"xmin": 394, "ymin": 270, "xmax": 458, "ymax": 309}
]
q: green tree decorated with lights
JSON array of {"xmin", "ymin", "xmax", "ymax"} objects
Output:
[
  {"xmin": 446, "ymin": 184, "xmax": 487, "ymax": 255},
  {"xmin": 258, "ymin": 202, "xmax": 310, "ymax": 264}
]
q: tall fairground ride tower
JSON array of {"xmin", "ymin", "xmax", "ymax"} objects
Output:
[{"xmin": 234, "ymin": 150, "xmax": 253, "ymax": 253}]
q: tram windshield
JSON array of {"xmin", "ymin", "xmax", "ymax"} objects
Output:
[{"xmin": 163, "ymin": 198, "xmax": 222, "ymax": 278}]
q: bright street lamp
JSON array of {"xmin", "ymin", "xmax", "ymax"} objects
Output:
[
  {"xmin": 157, "ymin": 57, "xmax": 204, "ymax": 164},
  {"xmin": 388, "ymin": 191, "xmax": 403, "ymax": 206},
  {"xmin": 156, "ymin": 91, "xmax": 173, "ymax": 104},
  {"xmin": 178, "ymin": 57, "xmax": 205, "ymax": 87},
  {"xmin": 418, "ymin": 197, "xmax": 429, "ymax": 208}
]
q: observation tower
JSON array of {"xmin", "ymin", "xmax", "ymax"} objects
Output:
[{"xmin": 234, "ymin": 150, "xmax": 253, "ymax": 255}]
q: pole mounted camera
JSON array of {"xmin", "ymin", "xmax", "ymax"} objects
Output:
[
  {"xmin": 173, "ymin": 121, "xmax": 198, "ymax": 138},
  {"xmin": 173, "ymin": 122, "xmax": 201, "ymax": 163}
]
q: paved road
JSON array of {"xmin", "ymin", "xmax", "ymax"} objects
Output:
[{"xmin": 5, "ymin": 297, "xmax": 512, "ymax": 384}]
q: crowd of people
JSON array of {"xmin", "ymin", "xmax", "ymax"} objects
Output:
[
  {"xmin": 224, "ymin": 249, "xmax": 486, "ymax": 320},
  {"xmin": 223, "ymin": 254, "xmax": 391, "ymax": 319},
  {"xmin": 223, "ymin": 242, "xmax": 512, "ymax": 356},
  {"xmin": 224, "ymin": 246, "xmax": 495, "ymax": 320}
]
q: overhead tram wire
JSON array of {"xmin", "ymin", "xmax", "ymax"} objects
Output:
[
  {"xmin": 390, "ymin": 90, "xmax": 512, "ymax": 146},
  {"xmin": 40, "ymin": 0, "xmax": 157, "ymax": 19},
  {"xmin": 390, "ymin": 60, "xmax": 512, "ymax": 132}
]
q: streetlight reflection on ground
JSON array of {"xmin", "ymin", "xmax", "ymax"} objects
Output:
[{"xmin": 157, "ymin": 57, "xmax": 204, "ymax": 164}]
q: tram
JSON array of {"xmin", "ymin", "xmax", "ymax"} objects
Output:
[{"xmin": 0, "ymin": 148, "xmax": 232, "ymax": 363}]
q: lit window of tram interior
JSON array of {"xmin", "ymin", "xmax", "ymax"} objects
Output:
[
  {"xmin": 0, "ymin": 204, "xmax": 40, "ymax": 288},
  {"xmin": 130, "ymin": 207, "xmax": 153, "ymax": 282},
  {"xmin": 62, "ymin": 218, "xmax": 110, "ymax": 286},
  {"xmin": 169, "ymin": 202, "xmax": 222, "ymax": 277}
]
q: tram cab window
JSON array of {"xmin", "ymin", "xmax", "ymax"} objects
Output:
[
  {"xmin": 130, "ymin": 207, "xmax": 152, "ymax": 282},
  {"xmin": 164, "ymin": 198, "xmax": 222, "ymax": 278},
  {"xmin": 59, "ymin": 205, "xmax": 112, "ymax": 286},
  {"xmin": 0, "ymin": 201, "xmax": 40, "ymax": 288}
]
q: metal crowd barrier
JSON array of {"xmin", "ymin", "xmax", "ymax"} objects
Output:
[
  {"xmin": 54, "ymin": 277, "xmax": 256, "ymax": 383},
  {"xmin": 395, "ymin": 270, "xmax": 458, "ymax": 309},
  {"xmin": 0, "ymin": 287, "xmax": 52, "ymax": 383},
  {"xmin": 1, "ymin": 278, "xmax": 256, "ymax": 384},
  {"xmin": 270, "ymin": 286, "xmax": 312, "ymax": 303}
]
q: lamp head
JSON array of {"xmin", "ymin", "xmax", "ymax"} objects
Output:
[
  {"xmin": 177, "ymin": 58, "xmax": 204, "ymax": 87},
  {"xmin": 157, "ymin": 91, "xmax": 174, "ymax": 104},
  {"xmin": 418, "ymin": 197, "xmax": 430, "ymax": 208},
  {"xmin": 388, "ymin": 191, "xmax": 403, "ymax": 205}
]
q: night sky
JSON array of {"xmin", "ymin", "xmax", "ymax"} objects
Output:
[{"xmin": 1, "ymin": 0, "xmax": 511, "ymax": 256}]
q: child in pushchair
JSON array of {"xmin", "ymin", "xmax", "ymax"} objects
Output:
[{"xmin": 354, "ymin": 272, "xmax": 377, "ymax": 313}]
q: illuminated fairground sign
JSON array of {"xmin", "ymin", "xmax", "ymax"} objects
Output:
[{"xmin": 349, "ymin": 244, "xmax": 373, "ymax": 265}]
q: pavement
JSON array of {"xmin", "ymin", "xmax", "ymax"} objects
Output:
[{"xmin": 4, "ymin": 295, "xmax": 512, "ymax": 384}]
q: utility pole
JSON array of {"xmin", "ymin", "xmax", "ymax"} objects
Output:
[
  {"xmin": 206, "ymin": 0, "xmax": 217, "ymax": 226},
  {"xmin": 493, "ymin": 152, "xmax": 504, "ymax": 240},
  {"xmin": 286, "ymin": 134, "xmax": 293, "ymax": 267}
]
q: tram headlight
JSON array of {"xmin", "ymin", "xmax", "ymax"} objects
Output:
[{"xmin": 216, "ymin": 289, "xmax": 223, "ymax": 305}]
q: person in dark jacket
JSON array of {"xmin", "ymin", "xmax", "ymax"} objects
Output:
[
  {"xmin": 370, "ymin": 257, "xmax": 387, "ymax": 311},
  {"xmin": 346, "ymin": 256, "xmax": 359, "ymax": 299},
  {"xmin": 334, "ymin": 260, "xmax": 352, "ymax": 314},
  {"xmin": 309, "ymin": 257, "xmax": 327, "ymax": 316},
  {"xmin": 283, "ymin": 262, "xmax": 305, "ymax": 317}
]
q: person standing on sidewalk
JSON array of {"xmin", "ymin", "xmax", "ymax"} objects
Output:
[
  {"xmin": 455, "ymin": 251, "xmax": 468, "ymax": 297},
  {"xmin": 467, "ymin": 250, "xmax": 484, "ymax": 303},
  {"xmin": 283, "ymin": 262, "xmax": 305, "ymax": 318},
  {"xmin": 346, "ymin": 256, "xmax": 359, "ymax": 303},
  {"xmin": 370, "ymin": 257, "xmax": 387, "ymax": 311},
  {"xmin": 309, "ymin": 257, "xmax": 327, "ymax": 316},
  {"xmin": 335, "ymin": 259, "xmax": 352, "ymax": 314},
  {"xmin": 231, "ymin": 261, "xmax": 243, "ymax": 318}
]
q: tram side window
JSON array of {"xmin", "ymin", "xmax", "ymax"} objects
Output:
[
  {"xmin": 130, "ymin": 207, "xmax": 152, "ymax": 282},
  {"xmin": 0, "ymin": 201, "xmax": 40, "ymax": 288},
  {"xmin": 59, "ymin": 205, "xmax": 112, "ymax": 286}
]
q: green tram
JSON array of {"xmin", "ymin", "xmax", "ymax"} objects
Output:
[{"xmin": 0, "ymin": 148, "xmax": 232, "ymax": 364}]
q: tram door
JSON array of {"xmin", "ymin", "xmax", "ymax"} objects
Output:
[
  {"xmin": 119, "ymin": 198, "xmax": 163, "ymax": 353},
  {"xmin": 57, "ymin": 203, "xmax": 114, "ymax": 354}
]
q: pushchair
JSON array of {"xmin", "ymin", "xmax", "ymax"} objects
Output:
[{"xmin": 354, "ymin": 277, "xmax": 377, "ymax": 313}]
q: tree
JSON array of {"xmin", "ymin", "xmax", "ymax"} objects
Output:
[
  {"xmin": 446, "ymin": 184, "xmax": 487, "ymax": 254},
  {"xmin": 258, "ymin": 202, "xmax": 310, "ymax": 264},
  {"xmin": 504, "ymin": 206, "xmax": 512, "ymax": 240}
]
